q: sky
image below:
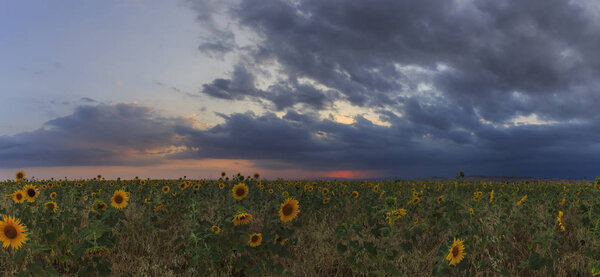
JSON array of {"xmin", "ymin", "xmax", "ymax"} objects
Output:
[{"xmin": 2, "ymin": 0, "xmax": 600, "ymax": 180}]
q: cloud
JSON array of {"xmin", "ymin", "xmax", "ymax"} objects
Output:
[
  {"xmin": 2, "ymin": 103, "xmax": 600, "ymax": 178},
  {"xmin": 190, "ymin": 0, "xmax": 600, "ymax": 124},
  {"xmin": 0, "ymin": 104, "xmax": 186, "ymax": 167}
]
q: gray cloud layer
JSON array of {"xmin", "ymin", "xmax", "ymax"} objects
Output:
[
  {"xmin": 194, "ymin": 0, "xmax": 600, "ymax": 123},
  {"xmin": 2, "ymin": 103, "xmax": 600, "ymax": 178}
]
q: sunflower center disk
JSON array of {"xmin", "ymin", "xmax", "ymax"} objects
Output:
[
  {"xmin": 236, "ymin": 188, "xmax": 245, "ymax": 196},
  {"xmin": 4, "ymin": 225, "xmax": 17, "ymax": 239},
  {"xmin": 452, "ymin": 246, "xmax": 459, "ymax": 257},
  {"xmin": 27, "ymin": 189, "xmax": 36, "ymax": 197},
  {"xmin": 115, "ymin": 195, "xmax": 123, "ymax": 204},
  {"xmin": 252, "ymin": 236, "xmax": 259, "ymax": 242},
  {"xmin": 283, "ymin": 204, "xmax": 293, "ymax": 216}
]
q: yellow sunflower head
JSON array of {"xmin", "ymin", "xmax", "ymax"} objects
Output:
[
  {"xmin": 253, "ymin": 172, "xmax": 260, "ymax": 179},
  {"xmin": 219, "ymin": 183, "xmax": 225, "ymax": 190},
  {"xmin": 179, "ymin": 182, "xmax": 187, "ymax": 190},
  {"xmin": 221, "ymin": 171, "xmax": 226, "ymax": 177},
  {"xmin": 232, "ymin": 212, "xmax": 253, "ymax": 226},
  {"xmin": 193, "ymin": 184, "xmax": 201, "ymax": 190},
  {"xmin": 110, "ymin": 190, "xmax": 130, "ymax": 209},
  {"xmin": 322, "ymin": 188, "xmax": 329, "ymax": 195},
  {"xmin": 153, "ymin": 204, "xmax": 165, "ymax": 212},
  {"xmin": 23, "ymin": 184, "xmax": 40, "ymax": 203},
  {"xmin": 140, "ymin": 179, "xmax": 147, "ymax": 186},
  {"xmin": 94, "ymin": 201, "xmax": 108, "ymax": 212},
  {"xmin": 352, "ymin": 191, "xmax": 359, "ymax": 199},
  {"xmin": 446, "ymin": 237, "xmax": 466, "ymax": 266},
  {"xmin": 15, "ymin": 170, "xmax": 26, "ymax": 182},
  {"xmin": 437, "ymin": 196, "xmax": 444, "ymax": 204},
  {"xmin": 232, "ymin": 183, "xmax": 249, "ymax": 200},
  {"xmin": 0, "ymin": 215, "xmax": 28, "ymax": 250},
  {"xmin": 273, "ymin": 235, "xmax": 288, "ymax": 245},
  {"xmin": 211, "ymin": 225, "xmax": 221, "ymax": 234},
  {"xmin": 162, "ymin": 186, "xmax": 170, "ymax": 194},
  {"xmin": 44, "ymin": 201, "xmax": 58, "ymax": 212},
  {"xmin": 248, "ymin": 233, "xmax": 262, "ymax": 247},
  {"xmin": 322, "ymin": 198, "xmax": 331, "ymax": 204},
  {"xmin": 12, "ymin": 190, "xmax": 25, "ymax": 204},
  {"xmin": 279, "ymin": 198, "xmax": 300, "ymax": 223}
]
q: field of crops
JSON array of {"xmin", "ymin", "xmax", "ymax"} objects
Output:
[{"xmin": 0, "ymin": 170, "xmax": 599, "ymax": 276}]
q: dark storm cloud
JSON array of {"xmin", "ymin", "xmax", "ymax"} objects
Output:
[
  {"xmin": 192, "ymin": 0, "xmax": 600, "ymax": 123},
  {"xmin": 0, "ymin": 104, "xmax": 184, "ymax": 167},
  {"xmin": 2, "ymin": 103, "xmax": 600, "ymax": 178}
]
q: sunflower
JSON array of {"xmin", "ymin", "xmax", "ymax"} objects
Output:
[
  {"xmin": 516, "ymin": 195, "xmax": 527, "ymax": 205},
  {"xmin": 557, "ymin": 211, "xmax": 565, "ymax": 231},
  {"xmin": 307, "ymin": 186, "xmax": 314, "ymax": 192},
  {"xmin": 179, "ymin": 182, "xmax": 188, "ymax": 190},
  {"xmin": 23, "ymin": 184, "xmax": 40, "ymax": 203},
  {"xmin": 232, "ymin": 213, "xmax": 253, "ymax": 226},
  {"xmin": 162, "ymin": 186, "xmax": 170, "ymax": 194},
  {"xmin": 248, "ymin": 233, "xmax": 262, "ymax": 247},
  {"xmin": 15, "ymin": 170, "xmax": 26, "ymax": 182},
  {"xmin": 93, "ymin": 201, "xmax": 108, "ymax": 212},
  {"xmin": 273, "ymin": 235, "xmax": 288, "ymax": 245},
  {"xmin": 322, "ymin": 188, "xmax": 329, "ymax": 195},
  {"xmin": 279, "ymin": 198, "xmax": 300, "ymax": 223},
  {"xmin": 437, "ymin": 195, "xmax": 444, "ymax": 204},
  {"xmin": 392, "ymin": 208, "xmax": 407, "ymax": 219},
  {"xmin": 489, "ymin": 190, "xmax": 494, "ymax": 203},
  {"xmin": 322, "ymin": 198, "xmax": 330, "ymax": 204},
  {"xmin": 446, "ymin": 237, "xmax": 466, "ymax": 266},
  {"xmin": 44, "ymin": 201, "xmax": 58, "ymax": 212},
  {"xmin": 267, "ymin": 188, "xmax": 274, "ymax": 194},
  {"xmin": 144, "ymin": 198, "xmax": 150, "ymax": 204},
  {"xmin": 193, "ymin": 184, "xmax": 200, "ymax": 190},
  {"xmin": 0, "ymin": 215, "xmax": 27, "ymax": 250},
  {"xmin": 12, "ymin": 190, "xmax": 25, "ymax": 204},
  {"xmin": 153, "ymin": 204, "xmax": 165, "ymax": 212},
  {"xmin": 221, "ymin": 171, "xmax": 226, "ymax": 177},
  {"xmin": 111, "ymin": 190, "xmax": 130, "ymax": 209},
  {"xmin": 282, "ymin": 191, "xmax": 289, "ymax": 197},
  {"xmin": 469, "ymin": 208, "xmax": 474, "ymax": 215},
  {"xmin": 253, "ymin": 172, "xmax": 260, "ymax": 179},
  {"xmin": 232, "ymin": 183, "xmax": 249, "ymax": 200},
  {"xmin": 372, "ymin": 185, "xmax": 380, "ymax": 193},
  {"xmin": 83, "ymin": 195, "xmax": 88, "ymax": 201},
  {"xmin": 211, "ymin": 225, "xmax": 221, "ymax": 234},
  {"xmin": 352, "ymin": 191, "xmax": 359, "ymax": 199},
  {"xmin": 218, "ymin": 183, "xmax": 225, "ymax": 190},
  {"xmin": 409, "ymin": 197, "xmax": 421, "ymax": 205}
]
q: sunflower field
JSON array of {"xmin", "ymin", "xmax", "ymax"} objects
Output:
[{"xmin": 1, "ymin": 171, "xmax": 599, "ymax": 276}]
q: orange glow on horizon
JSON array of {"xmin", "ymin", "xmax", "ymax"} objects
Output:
[
  {"xmin": 0, "ymin": 160, "xmax": 382, "ymax": 180},
  {"xmin": 318, "ymin": 170, "xmax": 379, "ymax": 179}
]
